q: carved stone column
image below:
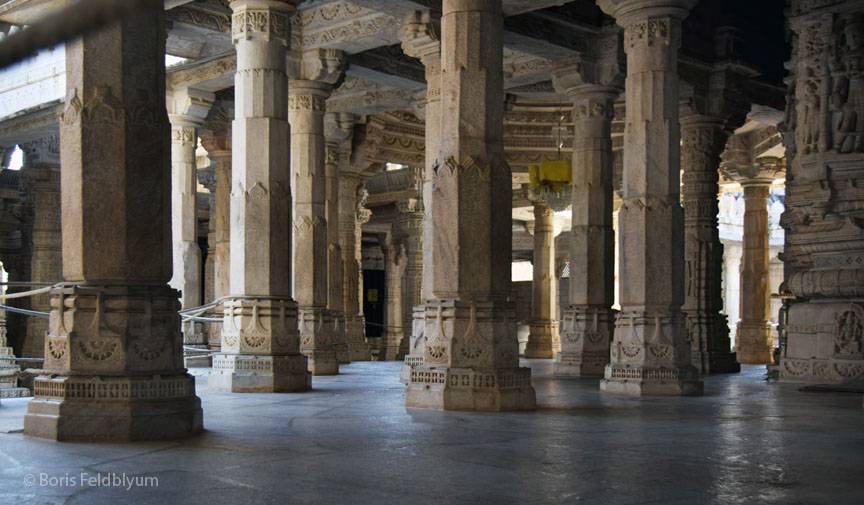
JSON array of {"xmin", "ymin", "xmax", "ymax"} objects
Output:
[
  {"xmin": 23, "ymin": 1, "xmax": 202, "ymax": 440},
  {"xmin": 680, "ymin": 115, "xmax": 740, "ymax": 373},
  {"xmin": 289, "ymin": 49, "xmax": 345, "ymax": 376},
  {"xmin": 19, "ymin": 135, "xmax": 62, "ymax": 360},
  {"xmin": 405, "ymin": 0, "xmax": 536, "ymax": 411},
  {"xmin": 551, "ymin": 31, "xmax": 621, "ymax": 377},
  {"xmin": 339, "ymin": 172, "xmax": 371, "ymax": 361},
  {"xmin": 735, "ymin": 179, "xmax": 774, "ymax": 364},
  {"xmin": 382, "ymin": 239, "xmax": 408, "ymax": 360},
  {"xmin": 779, "ymin": 3, "xmax": 864, "ymax": 383},
  {"xmin": 168, "ymin": 88, "xmax": 214, "ymax": 350},
  {"xmin": 400, "ymin": 8, "xmax": 440, "ymax": 376},
  {"xmin": 324, "ymin": 120, "xmax": 351, "ymax": 365},
  {"xmin": 396, "ymin": 198, "xmax": 423, "ymax": 346},
  {"xmin": 199, "ymin": 106, "xmax": 232, "ymax": 353},
  {"xmin": 209, "ymin": 0, "xmax": 309, "ymax": 393},
  {"xmin": 597, "ymin": 0, "xmax": 702, "ymax": 396},
  {"xmin": 525, "ymin": 203, "xmax": 559, "ymax": 358}
]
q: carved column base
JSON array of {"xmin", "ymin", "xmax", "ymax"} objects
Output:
[
  {"xmin": 405, "ymin": 300, "xmax": 536, "ymax": 411},
  {"xmin": 686, "ymin": 313, "xmax": 740, "ymax": 374},
  {"xmin": 555, "ymin": 308, "xmax": 615, "ymax": 377},
  {"xmin": 182, "ymin": 320, "xmax": 210, "ymax": 368},
  {"xmin": 524, "ymin": 321, "xmax": 559, "ymax": 359},
  {"xmin": 400, "ymin": 305, "xmax": 427, "ymax": 384},
  {"xmin": 299, "ymin": 308, "xmax": 339, "ymax": 375},
  {"xmin": 331, "ymin": 313, "xmax": 351, "ymax": 364},
  {"xmin": 345, "ymin": 314, "xmax": 371, "ymax": 361},
  {"xmin": 383, "ymin": 329, "xmax": 407, "ymax": 361},
  {"xmin": 406, "ymin": 366, "xmax": 536, "ymax": 411},
  {"xmin": 780, "ymin": 302, "xmax": 864, "ymax": 383},
  {"xmin": 600, "ymin": 311, "xmax": 703, "ymax": 396},
  {"xmin": 209, "ymin": 354, "xmax": 310, "ymax": 392},
  {"xmin": 24, "ymin": 374, "xmax": 202, "ymax": 441},
  {"xmin": 735, "ymin": 322, "xmax": 774, "ymax": 364},
  {"xmin": 211, "ymin": 296, "xmax": 310, "ymax": 391}
]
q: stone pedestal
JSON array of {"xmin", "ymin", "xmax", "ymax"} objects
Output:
[
  {"xmin": 210, "ymin": 0, "xmax": 309, "ymax": 392},
  {"xmin": 680, "ymin": 115, "xmax": 739, "ymax": 373},
  {"xmin": 0, "ymin": 316, "xmax": 30, "ymax": 398},
  {"xmin": 22, "ymin": 1, "xmax": 202, "ymax": 440},
  {"xmin": 597, "ymin": 0, "xmax": 702, "ymax": 396},
  {"xmin": 404, "ymin": 0, "xmax": 535, "ymax": 411},
  {"xmin": 289, "ymin": 50, "xmax": 345, "ymax": 376},
  {"xmin": 735, "ymin": 181, "xmax": 774, "ymax": 364},
  {"xmin": 525, "ymin": 204, "xmax": 559, "ymax": 359},
  {"xmin": 551, "ymin": 57, "xmax": 621, "ymax": 377}
]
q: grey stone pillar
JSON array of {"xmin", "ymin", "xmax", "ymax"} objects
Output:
[
  {"xmin": 405, "ymin": 0, "xmax": 536, "ymax": 411},
  {"xmin": 525, "ymin": 203, "xmax": 559, "ymax": 359},
  {"xmin": 209, "ymin": 0, "xmax": 310, "ymax": 393},
  {"xmin": 339, "ymin": 172, "xmax": 371, "ymax": 361},
  {"xmin": 735, "ymin": 180, "xmax": 774, "ymax": 364},
  {"xmin": 680, "ymin": 115, "xmax": 740, "ymax": 373},
  {"xmin": 598, "ymin": 0, "xmax": 702, "ymax": 396},
  {"xmin": 19, "ymin": 135, "xmax": 61, "ymax": 360},
  {"xmin": 167, "ymin": 88, "xmax": 214, "ymax": 350},
  {"xmin": 550, "ymin": 71, "xmax": 620, "ymax": 376},
  {"xmin": 382, "ymin": 239, "xmax": 408, "ymax": 360},
  {"xmin": 23, "ymin": 1, "xmax": 202, "ymax": 440},
  {"xmin": 289, "ymin": 49, "xmax": 345, "ymax": 376},
  {"xmin": 325, "ymin": 140, "xmax": 349, "ymax": 364},
  {"xmin": 399, "ymin": 8, "xmax": 441, "ymax": 377}
]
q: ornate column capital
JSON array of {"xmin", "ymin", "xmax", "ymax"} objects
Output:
[
  {"xmin": 230, "ymin": 0, "xmax": 301, "ymax": 45},
  {"xmin": 167, "ymin": 86, "xmax": 215, "ymax": 125},
  {"xmin": 551, "ymin": 27, "xmax": 624, "ymax": 98},
  {"xmin": 399, "ymin": 10, "xmax": 441, "ymax": 67},
  {"xmin": 20, "ymin": 134, "xmax": 61, "ymax": 167},
  {"xmin": 597, "ymin": 0, "xmax": 697, "ymax": 27},
  {"xmin": 288, "ymin": 48, "xmax": 345, "ymax": 86}
]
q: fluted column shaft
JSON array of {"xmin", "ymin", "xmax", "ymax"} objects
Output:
[
  {"xmin": 735, "ymin": 181, "xmax": 774, "ymax": 364},
  {"xmin": 680, "ymin": 115, "xmax": 740, "ymax": 373},
  {"xmin": 598, "ymin": 0, "xmax": 702, "ymax": 396}
]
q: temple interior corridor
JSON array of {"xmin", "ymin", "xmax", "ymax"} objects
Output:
[{"xmin": 1, "ymin": 360, "xmax": 861, "ymax": 505}]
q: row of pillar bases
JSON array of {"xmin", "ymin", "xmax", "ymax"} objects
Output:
[{"xmin": 13, "ymin": 0, "xmax": 784, "ymax": 442}]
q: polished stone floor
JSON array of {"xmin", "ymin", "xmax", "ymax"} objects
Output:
[{"xmin": 0, "ymin": 361, "xmax": 862, "ymax": 505}]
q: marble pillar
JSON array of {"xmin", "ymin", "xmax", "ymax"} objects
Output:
[
  {"xmin": 779, "ymin": 4, "xmax": 864, "ymax": 383},
  {"xmin": 339, "ymin": 172, "xmax": 371, "ymax": 361},
  {"xmin": 289, "ymin": 49, "xmax": 345, "ymax": 376},
  {"xmin": 209, "ymin": 0, "xmax": 309, "ymax": 393},
  {"xmin": 168, "ymin": 88, "xmax": 214, "ymax": 351},
  {"xmin": 680, "ymin": 115, "xmax": 740, "ymax": 374},
  {"xmin": 23, "ymin": 1, "xmax": 202, "ymax": 440},
  {"xmin": 405, "ymin": 0, "xmax": 535, "ymax": 411},
  {"xmin": 19, "ymin": 135, "xmax": 61, "ymax": 360},
  {"xmin": 325, "ymin": 137, "xmax": 348, "ymax": 364},
  {"xmin": 735, "ymin": 180, "xmax": 774, "ymax": 364},
  {"xmin": 382, "ymin": 239, "xmax": 408, "ymax": 360},
  {"xmin": 598, "ymin": 0, "xmax": 703, "ymax": 396},
  {"xmin": 399, "ymin": 8, "xmax": 441, "ymax": 376},
  {"xmin": 199, "ymin": 109, "xmax": 232, "ymax": 352},
  {"xmin": 525, "ymin": 203, "xmax": 559, "ymax": 359},
  {"xmin": 396, "ymin": 199, "xmax": 423, "ymax": 354},
  {"xmin": 551, "ymin": 63, "xmax": 620, "ymax": 376}
]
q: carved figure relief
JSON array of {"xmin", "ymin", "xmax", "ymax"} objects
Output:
[{"xmin": 834, "ymin": 304, "xmax": 864, "ymax": 358}]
